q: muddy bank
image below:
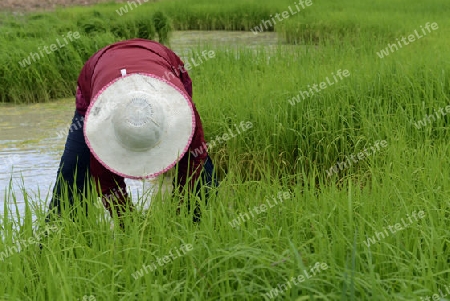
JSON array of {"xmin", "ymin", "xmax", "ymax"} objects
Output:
[{"xmin": 0, "ymin": 0, "xmax": 124, "ymax": 13}]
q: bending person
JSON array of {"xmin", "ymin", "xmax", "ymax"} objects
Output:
[{"xmin": 47, "ymin": 38, "xmax": 217, "ymax": 225}]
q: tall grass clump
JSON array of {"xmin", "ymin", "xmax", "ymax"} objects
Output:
[
  {"xmin": 0, "ymin": 8, "xmax": 165, "ymax": 103},
  {"xmin": 2, "ymin": 0, "xmax": 450, "ymax": 103},
  {"xmin": 152, "ymin": 11, "xmax": 172, "ymax": 44},
  {"xmin": 154, "ymin": 0, "xmax": 283, "ymax": 31},
  {"xmin": 188, "ymin": 41, "xmax": 450, "ymax": 183},
  {"xmin": 278, "ymin": 0, "xmax": 450, "ymax": 45},
  {"xmin": 0, "ymin": 147, "xmax": 449, "ymax": 300}
]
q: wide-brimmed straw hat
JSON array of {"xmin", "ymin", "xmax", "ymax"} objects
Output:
[{"xmin": 84, "ymin": 73, "xmax": 195, "ymax": 179}]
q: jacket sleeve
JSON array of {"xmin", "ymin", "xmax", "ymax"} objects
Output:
[
  {"xmin": 76, "ymin": 46, "xmax": 112, "ymax": 116},
  {"xmin": 77, "ymin": 59, "xmax": 131, "ymax": 217},
  {"xmin": 76, "ymin": 58, "xmax": 94, "ymax": 115}
]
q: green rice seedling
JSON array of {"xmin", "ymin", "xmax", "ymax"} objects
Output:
[
  {"xmin": 152, "ymin": 11, "xmax": 172, "ymax": 44},
  {"xmin": 1, "ymin": 150, "xmax": 449, "ymax": 300},
  {"xmin": 2, "ymin": 0, "xmax": 450, "ymax": 103}
]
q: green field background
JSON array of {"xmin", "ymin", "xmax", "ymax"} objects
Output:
[{"xmin": 0, "ymin": 0, "xmax": 449, "ymax": 300}]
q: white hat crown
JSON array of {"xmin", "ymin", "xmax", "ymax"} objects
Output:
[{"xmin": 113, "ymin": 94, "xmax": 164, "ymax": 152}]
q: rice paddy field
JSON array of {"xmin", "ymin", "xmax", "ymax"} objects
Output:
[{"xmin": 1, "ymin": 0, "xmax": 450, "ymax": 300}]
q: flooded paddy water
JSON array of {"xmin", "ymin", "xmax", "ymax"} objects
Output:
[{"xmin": 0, "ymin": 30, "xmax": 281, "ymax": 220}]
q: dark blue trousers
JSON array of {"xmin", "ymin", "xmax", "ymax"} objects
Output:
[{"xmin": 47, "ymin": 111, "xmax": 90, "ymax": 219}]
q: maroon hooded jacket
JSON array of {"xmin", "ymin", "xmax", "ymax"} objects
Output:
[{"xmin": 75, "ymin": 39, "xmax": 207, "ymax": 208}]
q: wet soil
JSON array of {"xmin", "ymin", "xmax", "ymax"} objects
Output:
[{"xmin": 0, "ymin": 0, "xmax": 124, "ymax": 13}]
